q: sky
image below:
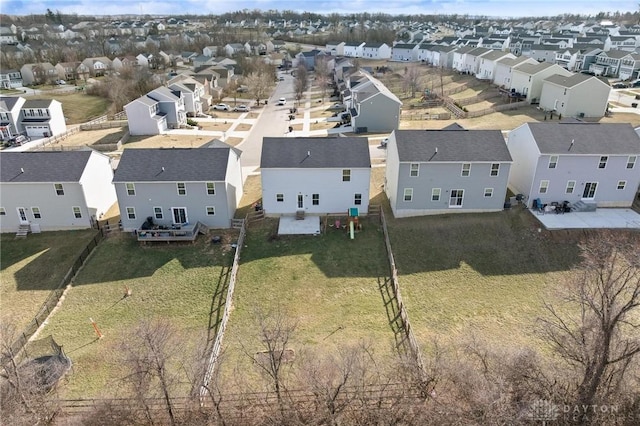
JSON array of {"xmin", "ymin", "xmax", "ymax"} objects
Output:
[{"xmin": 0, "ymin": 0, "xmax": 637, "ymax": 19}]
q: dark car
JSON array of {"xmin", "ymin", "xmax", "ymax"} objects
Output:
[
  {"xmin": 612, "ymin": 82, "xmax": 629, "ymax": 89},
  {"xmin": 631, "ymin": 80, "xmax": 640, "ymax": 88}
]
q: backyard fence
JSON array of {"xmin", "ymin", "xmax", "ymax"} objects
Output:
[
  {"xmin": 200, "ymin": 218, "xmax": 246, "ymax": 400},
  {"xmin": 1, "ymin": 228, "xmax": 105, "ymax": 368},
  {"xmin": 33, "ymin": 126, "xmax": 80, "ymax": 150},
  {"xmin": 79, "ymin": 120, "xmax": 127, "ymax": 131},
  {"xmin": 378, "ymin": 208, "xmax": 429, "ymax": 384}
]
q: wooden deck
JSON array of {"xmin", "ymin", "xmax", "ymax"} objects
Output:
[{"xmin": 137, "ymin": 222, "xmax": 207, "ymax": 243}]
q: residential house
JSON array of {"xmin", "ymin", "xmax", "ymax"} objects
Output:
[
  {"xmin": 461, "ymin": 47, "xmax": 491, "ymax": 75},
  {"xmin": 452, "ymin": 45, "xmax": 476, "ymax": 72},
  {"xmin": 605, "ymin": 35, "xmax": 637, "ymax": 52},
  {"xmin": 260, "ymin": 137, "xmax": 371, "ymax": 215},
  {"xmin": 112, "ymin": 145, "xmax": 243, "ymax": 231},
  {"xmin": 124, "ymin": 86, "xmax": 186, "ymax": 135},
  {"xmin": 20, "ymin": 99, "xmax": 66, "ymax": 138},
  {"xmin": 391, "ymin": 43, "xmax": 419, "ymax": 62},
  {"xmin": 554, "ymin": 48, "xmax": 584, "ymax": 71},
  {"xmin": 525, "ymin": 44, "xmax": 560, "ymax": 63},
  {"xmin": 224, "ymin": 43, "xmax": 246, "ymax": 56},
  {"xmin": 0, "ymin": 25, "xmax": 18, "ymax": 44},
  {"xmin": 19, "ymin": 62, "xmax": 57, "ymax": 85},
  {"xmin": 343, "ymin": 41, "xmax": 365, "ymax": 57},
  {"xmin": 588, "ymin": 49, "xmax": 635, "ymax": 78},
  {"xmin": 507, "ymin": 122, "xmax": 640, "ymax": 208},
  {"xmin": 362, "ymin": 42, "xmax": 391, "ymax": 59},
  {"xmin": 326, "ymin": 41, "xmax": 345, "ymax": 56},
  {"xmin": 112, "ymin": 56, "xmax": 139, "ymax": 72},
  {"xmin": 81, "ymin": 57, "xmax": 112, "ymax": 77},
  {"xmin": 0, "ymin": 150, "xmax": 117, "ymax": 232},
  {"xmin": 202, "ymin": 45, "xmax": 218, "ymax": 57},
  {"xmin": 539, "ymin": 73, "xmax": 610, "ymax": 118},
  {"xmin": 294, "ymin": 49, "xmax": 324, "ymax": 70},
  {"xmin": 510, "ymin": 62, "xmax": 572, "ymax": 103},
  {"xmin": 476, "ymin": 50, "xmax": 516, "ymax": 80},
  {"xmin": 168, "ymin": 79, "xmax": 205, "ymax": 116},
  {"xmin": 618, "ymin": 52, "xmax": 640, "ymax": 80},
  {"xmin": 136, "ymin": 53, "xmax": 150, "ymax": 68},
  {"xmin": 345, "ymin": 70, "xmax": 402, "ymax": 133},
  {"xmin": 245, "ymin": 41, "xmax": 267, "ymax": 56},
  {"xmin": 54, "ymin": 61, "xmax": 80, "ymax": 81},
  {"xmin": 492, "ymin": 55, "xmax": 538, "ymax": 88},
  {"xmin": 385, "ymin": 127, "xmax": 512, "ymax": 218},
  {"xmin": 0, "ymin": 69, "xmax": 23, "ymax": 89},
  {"xmin": 0, "ymin": 96, "xmax": 26, "ymax": 140}
]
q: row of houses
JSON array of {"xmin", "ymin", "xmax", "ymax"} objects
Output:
[
  {"xmin": 0, "ymin": 97, "xmax": 66, "ymax": 141},
  {"xmin": 2, "ymin": 122, "xmax": 639, "ymax": 233}
]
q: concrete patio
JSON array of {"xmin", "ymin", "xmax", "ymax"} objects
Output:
[
  {"xmin": 531, "ymin": 208, "xmax": 640, "ymax": 230},
  {"xmin": 278, "ymin": 215, "xmax": 321, "ymax": 235}
]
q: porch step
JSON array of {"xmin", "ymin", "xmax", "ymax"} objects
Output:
[
  {"xmin": 16, "ymin": 224, "xmax": 30, "ymax": 238},
  {"xmin": 296, "ymin": 210, "xmax": 305, "ymax": 220},
  {"xmin": 571, "ymin": 201, "xmax": 597, "ymax": 212}
]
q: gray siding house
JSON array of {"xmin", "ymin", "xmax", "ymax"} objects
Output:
[
  {"xmin": 0, "ymin": 150, "xmax": 117, "ymax": 232},
  {"xmin": 507, "ymin": 122, "xmax": 640, "ymax": 208},
  {"xmin": 112, "ymin": 144, "xmax": 243, "ymax": 231},
  {"xmin": 385, "ymin": 127, "xmax": 513, "ymax": 218},
  {"xmin": 346, "ymin": 70, "xmax": 402, "ymax": 132},
  {"xmin": 260, "ymin": 137, "xmax": 371, "ymax": 216}
]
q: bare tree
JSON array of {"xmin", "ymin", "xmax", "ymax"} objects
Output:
[
  {"xmin": 294, "ymin": 64, "xmax": 309, "ymax": 106},
  {"xmin": 539, "ymin": 231, "xmax": 640, "ymax": 422},
  {"xmin": 245, "ymin": 67, "xmax": 274, "ymax": 106},
  {"xmin": 402, "ymin": 65, "xmax": 422, "ymax": 98},
  {"xmin": 314, "ymin": 56, "xmax": 331, "ymax": 103}
]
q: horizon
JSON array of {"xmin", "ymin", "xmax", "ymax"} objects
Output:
[{"xmin": 0, "ymin": 0, "xmax": 638, "ymax": 19}]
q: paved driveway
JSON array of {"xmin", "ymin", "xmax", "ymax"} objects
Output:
[{"xmin": 532, "ymin": 208, "xmax": 640, "ymax": 230}]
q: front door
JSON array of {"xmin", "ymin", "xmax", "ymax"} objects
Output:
[
  {"xmin": 171, "ymin": 207, "xmax": 188, "ymax": 225},
  {"xmin": 583, "ymin": 182, "xmax": 597, "ymax": 199},
  {"xmin": 297, "ymin": 194, "xmax": 304, "ymax": 210},
  {"xmin": 17, "ymin": 207, "xmax": 28, "ymax": 224}
]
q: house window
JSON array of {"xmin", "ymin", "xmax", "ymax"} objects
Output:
[
  {"xmin": 54, "ymin": 183, "xmax": 64, "ymax": 195},
  {"xmin": 566, "ymin": 180, "xmax": 576, "ymax": 194},
  {"xmin": 72, "ymin": 206, "xmax": 82, "ymax": 218},
  {"xmin": 177, "ymin": 182, "xmax": 186, "ymax": 195},
  {"xmin": 461, "ymin": 163, "xmax": 471, "ymax": 177},
  {"xmin": 484, "ymin": 188, "xmax": 493, "ymax": 197},
  {"xmin": 617, "ymin": 180, "xmax": 626, "ymax": 190},
  {"xmin": 126, "ymin": 183, "xmax": 135, "ymax": 196},
  {"xmin": 125, "ymin": 207, "xmax": 137, "ymax": 220},
  {"xmin": 627, "ymin": 155, "xmax": 637, "ymax": 169},
  {"xmin": 490, "ymin": 163, "xmax": 500, "ymax": 176},
  {"xmin": 539, "ymin": 180, "xmax": 549, "ymax": 194},
  {"xmin": 354, "ymin": 193, "xmax": 362, "ymax": 205},
  {"xmin": 410, "ymin": 163, "xmax": 419, "ymax": 177},
  {"xmin": 312, "ymin": 194, "xmax": 319, "ymax": 205},
  {"xmin": 598, "ymin": 156, "xmax": 608, "ymax": 169},
  {"xmin": 154, "ymin": 207, "xmax": 163, "ymax": 220},
  {"xmin": 276, "ymin": 193, "xmax": 284, "ymax": 202},
  {"xmin": 342, "ymin": 169, "xmax": 351, "ymax": 182},
  {"xmin": 206, "ymin": 206, "xmax": 215, "ymax": 215},
  {"xmin": 31, "ymin": 207, "xmax": 41, "ymax": 219},
  {"xmin": 0, "ymin": 207, "xmax": 5, "ymax": 215},
  {"xmin": 206, "ymin": 182, "xmax": 215, "ymax": 195},
  {"xmin": 403, "ymin": 188, "xmax": 413, "ymax": 202},
  {"xmin": 449, "ymin": 189, "xmax": 464, "ymax": 207},
  {"xmin": 431, "ymin": 188, "xmax": 441, "ymax": 201},
  {"xmin": 548, "ymin": 155, "xmax": 558, "ymax": 169}
]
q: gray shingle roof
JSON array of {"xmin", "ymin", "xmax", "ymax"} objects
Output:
[
  {"xmin": 23, "ymin": 99, "xmax": 54, "ymax": 108},
  {"xmin": 513, "ymin": 62, "xmax": 555, "ymax": 75},
  {"xmin": 394, "ymin": 130, "xmax": 512, "ymax": 162},
  {"xmin": 478, "ymin": 50, "xmax": 511, "ymax": 61},
  {"xmin": 527, "ymin": 123, "xmax": 640, "ymax": 155},
  {"xmin": 260, "ymin": 137, "xmax": 370, "ymax": 169},
  {"xmin": 113, "ymin": 147, "xmax": 231, "ymax": 182},
  {"xmin": 543, "ymin": 73, "xmax": 609, "ymax": 88},
  {"xmin": 1, "ymin": 151, "xmax": 92, "ymax": 183}
]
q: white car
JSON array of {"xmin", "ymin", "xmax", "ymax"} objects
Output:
[
  {"xmin": 233, "ymin": 105, "xmax": 249, "ymax": 112},
  {"xmin": 276, "ymin": 97, "xmax": 287, "ymax": 105},
  {"xmin": 213, "ymin": 103, "xmax": 230, "ymax": 111}
]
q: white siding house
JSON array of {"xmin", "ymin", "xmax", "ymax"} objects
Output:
[
  {"xmin": 20, "ymin": 99, "xmax": 66, "ymax": 138},
  {"xmin": 507, "ymin": 122, "xmax": 640, "ymax": 208},
  {"xmin": 0, "ymin": 96, "xmax": 26, "ymax": 141},
  {"xmin": 539, "ymin": 73, "xmax": 611, "ymax": 118},
  {"xmin": 0, "ymin": 150, "xmax": 117, "ymax": 232},
  {"xmin": 260, "ymin": 137, "xmax": 371, "ymax": 215},
  {"xmin": 510, "ymin": 62, "xmax": 572, "ymax": 103},
  {"xmin": 476, "ymin": 50, "xmax": 516, "ymax": 80},
  {"xmin": 362, "ymin": 43, "xmax": 391, "ymax": 59},
  {"xmin": 493, "ymin": 55, "xmax": 538, "ymax": 88}
]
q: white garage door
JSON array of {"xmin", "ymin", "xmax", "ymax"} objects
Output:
[{"xmin": 24, "ymin": 125, "xmax": 50, "ymax": 138}]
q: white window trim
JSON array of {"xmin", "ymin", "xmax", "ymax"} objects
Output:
[
  {"xmin": 490, "ymin": 163, "xmax": 500, "ymax": 177},
  {"xmin": 548, "ymin": 155, "xmax": 558, "ymax": 169},
  {"xmin": 484, "ymin": 188, "xmax": 493, "ymax": 197},
  {"xmin": 177, "ymin": 182, "xmax": 187, "ymax": 195},
  {"xmin": 617, "ymin": 180, "xmax": 626, "ymax": 190},
  {"xmin": 403, "ymin": 188, "xmax": 413, "ymax": 202},
  {"xmin": 627, "ymin": 155, "xmax": 637, "ymax": 169},
  {"xmin": 566, "ymin": 180, "xmax": 575, "ymax": 194},
  {"xmin": 598, "ymin": 156, "xmax": 608, "ymax": 169},
  {"xmin": 449, "ymin": 189, "xmax": 464, "ymax": 208},
  {"xmin": 312, "ymin": 194, "xmax": 320, "ymax": 205},
  {"xmin": 54, "ymin": 183, "xmax": 64, "ymax": 196},
  {"xmin": 461, "ymin": 163, "xmax": 471, "ymax": 177},
  {"xmin": 206, "ymin": 182, "xmax": 215, "ymax": 195},
  {"xmin": 342, "ymin": 169, "xmax": 351, "ymax": 182},
  {"xmin": 431, "ymin": 188, "xmax": 441, "ymax": 201},
  {"xmin": 72, "ymin": 206, "xmax": 82, "ymax": 218},
  {"xmin": 0, "ymin": 207, "xmax": 5, "ymax": 216},
  {"xmin": 410, "ymin": 163, "xmax": 419, "ymax": 177},
  {"xmin": 354, "ymin": 193, "xmax": 362, "ymax": 205},
  {"xmin": 539, "ymin": 180, "xmax": 549, "ymax": 194},
  {"xmin": 206, "ymin": 206, "xmax": 215, "ymax": 215},
  {"xmin": 126, "ymin": 182, "xmax": 136, "ymax": 196},
  {"xmin": 276, "ymin": 193, "xmax": 284, "ymax": 202},
  {"xmin": 31, "ymin": 207, "xmax": 41, "ymax": 219},
  {"xmin": 153, "ymin": 206, "xmax": 163, "ymax": 220},
  {"xmin": 126, "ymin": 207, "xmax": 136, "ymax": 220}
]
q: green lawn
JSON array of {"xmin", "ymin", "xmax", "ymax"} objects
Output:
[
  {"xmin": 38, "ymin": 231, "xmax": 237, "ymax": 399},
  {"xmin": 30, "ymin": 93, "xmax": 111, "ymax": 124},
  {"xmin": 219, "ymin": 217, "xmax": 398, "ymax": 382},
  {"xmin": 0, "ymin": 230, "xmax": 98, "ymax": 333},
  {"xmin": 384, "ymin": 207, "xmax": 582, "ymax": 352}
]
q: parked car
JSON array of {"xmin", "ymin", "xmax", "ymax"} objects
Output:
[
  {"xmin": 278, "ymin": 76, "xmax": 285, "ymax": 81},
  {"xmin": 612, "ymin": 82, "xmax": 628, "ymax": 89},
  {"xmin": 631, "ymin": 80, "xmax": 640, "ymax": 88},
  {"xmin": 328, "ymin": 103, "xmax": 345, "ymax": 110},
  {"xmin": 233, "ymin": 105, "xmax": 249, "ymax": 112},
  {"xmin": 276, "ymin": 97, "xmax": 287, "ymax": 105},
  {"xmin": 213, "ymin": 103, "xmax": 231, "ymax": 111},
  {"xmin": 8, "ymin": 134, "xmax": 30, "ymax": 146}
]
